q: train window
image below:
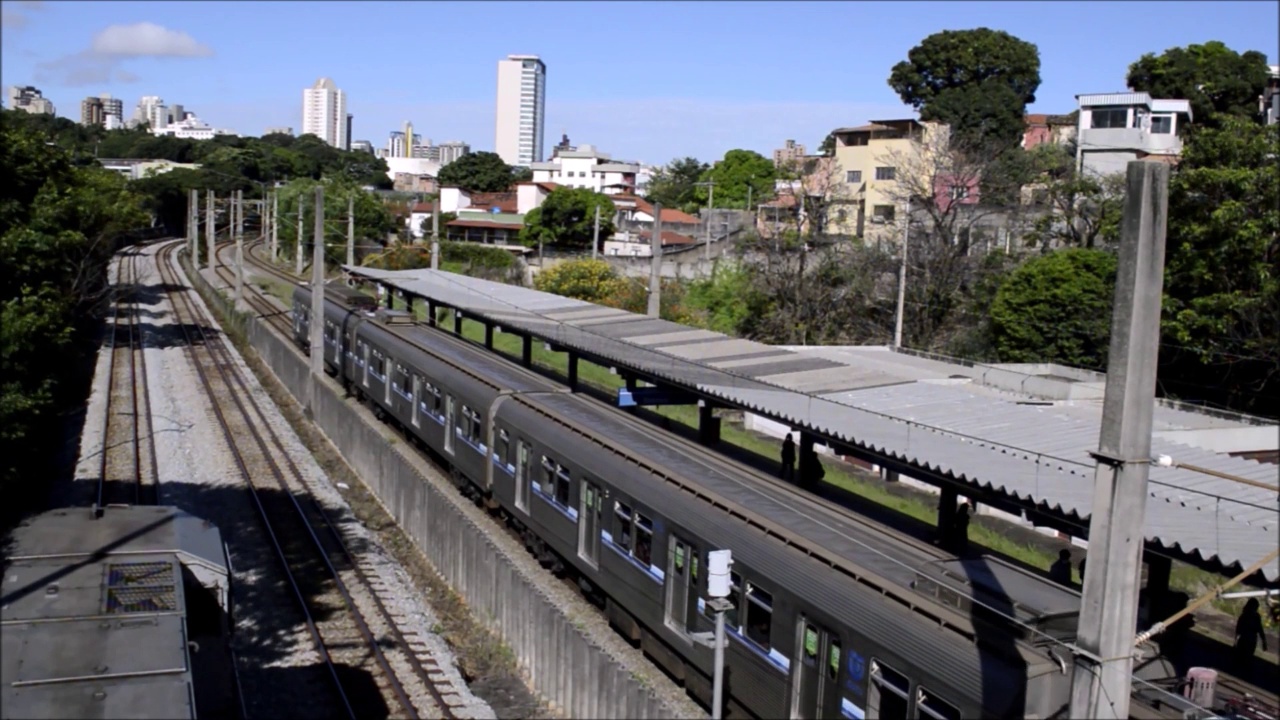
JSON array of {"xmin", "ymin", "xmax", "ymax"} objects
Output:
[
  {"xmin": 426, "ymin": 382, "xmax": 441, "ymax": 415},
  {"xmin": 392, "ymin": 365, "xmax": 409, "ymax": 395},
  {"xmin": 540, "ymin": 456, "xmax": 556, "ymax": 496},
  {"xmin": 633, "ymin": 512, "xmax": 653, "ymax": 566},
  {"xmin": 460, "ymin": 405, "xmax": 473, "ymax": 442},
  {"xmin": 690, "ymin": 553, "xmax": 699, "ymax": 583},
  {"xmin": 726, "ymin": 572, "xmax": 741, "ymax": 628},
  {"xmin": 915, "ymin": 689, "xmax": 960, "ymax": 720},
  {"xmin": 868, "ymin": 659, "xmax": 910, "ymax": 720},
  {"xmin": 514, "ymin": 441, "xmax": 530, "ymax": 512},
  {"xmin": 496, "ymin": 429, "xmax": 510, "ymax": 466},
  {"xmin": 804, "ymin": 626, "xmax": 819, "ymax": 659},
  {"xmin": 370, "ymin": 352, "xmax": 385, "ymax": 379},
  {"xmin": 614, "ymin": 502, "xmax": 633, "ymax": 552},
  {"xmin": 460, "ymin": 406, "xmax": 482, "ymax": 445},
  {"xmin": 744, "ymin": 583, "xmax": 773, "ymax": 651},
  {"xmin": 554, "ymin": 466, "xmax": 571, "ymax": 507},
  {"xmin": 828, "ymin": 640, "xmax": 841, "ymax": 681}
]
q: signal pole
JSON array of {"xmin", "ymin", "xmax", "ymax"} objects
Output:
[
  {"xmin": 206, "ymin": 190, "xmax": 215, "ymax": 271},
  {"xmin": 430, "ymin": 197, "xmax": 440, "ymax": 270},
  {"xmin": 271, "ymin": 191, "xmax": 279, "ymax": 260},
  {"xmin": 1069, "ymin": 161, "xmax": 1170, "ymax": 720},
  {"xmin": 234, "ymin": 189, "xmax": 244, "ymax": 307},
  {"xmin": 893, "ymin": 198, "xmax": 910, "ymax": 348},
  {"xmin": 295, "ymin": 195, "xmax": 305, "ymax": 276},
  {"xmin": 187, "ymin": 189, "xmax": 197, "ymax": 260},
  {"xmin": 592, "ymin": 204, "xmax": 601, "ymax": 261},
  {"xmin": 647, "ymin": 202, "xmax": 663, "ymax": 317},
  {"xmin": 347, "ymin": 195, "xmax": 355, "ymax": 267},
  {"xmin": 307, "ymin": 185, "xmax": 326, "ymax": 416}
]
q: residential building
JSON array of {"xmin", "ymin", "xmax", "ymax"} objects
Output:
[
  {"xmin": 1264, "ymin": 65, "xmax": 1280, "ymax": 126},
  {"xmin": 829, "ymin": 119, "xmax": 945, "ymax": 242},
  {"xmin": 152, "ymin": 115, "xmax": 233, "ymax": 140},
  {"xmin": 436, "ymin": 141, "xmax": 470, "ymax": 166},
  {"xmin": 167, "ymin": 104, "xmax": 187, "ymax": 124},
  {"xmin": 446, "ymin": 213, "xmax": 524, "ymax": 245},
  {"xmin": 81, "ymin": 96, "xmax": 105, "ymax": 127},
  {"xmin": 8, "ymin": 85, "xmax": 54, "ymax": 115},
  {"xmin": 301, "ymin": 77, "xmax": 349, "ymax": 149},
  {"xmin": 494, "ymin": 54, "xmax": 546, "ymax": 167},
  {"xmin": 350, "ymin": 139, "xmax": 374, "ymax": 154},
  {"xmin": 383, "ymin": 157, "xmax": 440, "ymax": 182},
  {"xmin": 392, "ymin": 174, "xmax": 437, "ymax": 194},
  {"xmin": 133, "ymin": 96, "xmax": 168, "ymax": 130},
  {"xmin": 772, "ymin": 139, "xmax": 807, "ymax": 168},
  {"xmin": 1022, "ymin": 113, "xmax": 1078, "ymax": 150},
  {"xmin": 529, "ymin": 144, "xmax": 639, "ymax": 195},
  {"xmin": 1074, "ymin": 92, "xmax": 1192, "ymax": 177},
  {"xmin": 98, "ymin": 158, "xmax": 200, "ymax": 181},
  {"xmin": 553, "ymin": 133, "xmax": 574, "ymax": 155},
  {"xmin": 387, "ymin": 130, "xmax": 423, "ymax": 159},
  {"xmin": 608, "ymin": 194, "xmax": 701, "ymax": 255},
  {"xmin": 264, "ymin": 126, "xmax": 294, "ymax": 136}
]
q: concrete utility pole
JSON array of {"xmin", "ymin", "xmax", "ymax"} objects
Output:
[
  {"xmin": 307, "ymin": 185, "xmax": 326, "ymax": 415},
  {"xmin": 271, "ymin": 191, "xmax": 279, "ymax": 260},
  {"xmin": 893, "ymin": 198, "xmax": 910, "ymax": 348},
  {"xmin": 234, "ymin": 189, "xmax": 244, "ymax": 308},
  {"xmin": 205, "ymin": 190, "xmax": 215, "ymax": 271},
  {"xmin": 295, "ymin": 195, "xmax": 305, "ymax": 276},
  {"xmin": 699, "ymin": 181, "xmax": 716, "ymax": 262},
  {"xmin": 187, "ymin": 189, "xmax": 197, "ymax": 260},
  {"xmin": 591, "ymin": 204, "xmax": 601, "ymax": 261},
  {"xmin": 347, "ymin": 195, "xmax": 355, "ymax": 267},
  {"xmin": 430, "ymin": 197, "xmax": 440, "ymax": 270},
  {"xmin": 1068, "ymin": 161, "xmax": 1170, "ymax": 720},
  {"xmin": 647, "ymin": 202, "xmax": 663, "ymax": 317}
]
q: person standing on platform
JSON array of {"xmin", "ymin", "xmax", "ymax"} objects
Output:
[
  {"xmin": 781, "ymin": 433, "xmax": 796, "ymax": 482},
  {"xmin": 1233, "ymin": 598, "xmax": 1269, "ymax": 670},
  {"xmin": 952, "ymin": 503, "xmax": 972, "ymax": 555},
  {"xmin": 1049, "ymin": 549, "xmax": 1073, "ymax": 586}
]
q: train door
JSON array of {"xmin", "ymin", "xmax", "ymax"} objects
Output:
[
  {"xmin": 411, "ymin": 375, "xmax": 421, "ymax": 428},
  {"xmin": 444, "ymin": 394, "xmax": 456, "ymax": 455},
  {"xmin": 577, "ymin": 480, "xmax": 601, "ymax": 566},
  {"xmin": 664, "ymin": 536, "xmax": 695, "ymax": 632},
  {"xmin": 361, "ymin": 342, "xmax": 370, "ymax": 388},
  {"xmin": 514, "ymin": 440, "xmax": 530, "ymax": 512},
  {"xmin": 791, "ymin": 617, "xmax": 842, "ymax": 719}
]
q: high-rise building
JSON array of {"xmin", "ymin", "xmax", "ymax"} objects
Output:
[
  {"xmin": 301, "ymin": 77, "xmax": 349, "ymax": 149},
  {"xmin": 167, "ymin": 104, "xmax": 187, "ymax": 124},
  {"xmin": 134, "ymin": 96, "xmax": 168, "ymax": 130},
  {"xmin": 99, "ymin": 94, "xmax": 123, "ymax": 122},
  {"xmin": 81, "ymin": 96, "xmax": 105, "ymax": 126},
  {"xmin": 7, "ymin": 85, "xmax": 55, "ymax": 115},
  {"xmin": 772, "ymin": 139, "xmax": 807, "ymax": 168},
  {"xmin": 264, "ymin": 126, "xmax": 294, "ymax": 136},
  {"xmin": 494, "ymin": 54, "xmax": 546, "ymax": 167},
  {"xmin": 436, "ymin": 141, "xmax": 470, "ymax": 166}
]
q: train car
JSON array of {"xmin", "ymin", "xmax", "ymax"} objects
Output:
[
  {"xmin": 292, "ymin": 288, "xmax": 1193, "ymax": 720},
  {"xmin": 1, "ymin": 505, "xmax": 240, "ymax": 720}
]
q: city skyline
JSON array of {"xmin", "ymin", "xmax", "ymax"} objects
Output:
[{"xmin": 1, "ymin": 1, "xmax": 1276, "ymax": 164}]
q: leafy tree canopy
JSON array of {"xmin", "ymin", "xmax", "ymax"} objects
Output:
[
  {"xmin": 888, "ymin": 28, "xmax": 1041, "ymax": 152},
  {"xmin": 1127, "ymin": 41, "xmax": 1272, "ymax": 126},
  {"xmin": 644, "ymin": 156, "xmax": 709, "ymax": 213},
  {"xmin": 532, "ymin": 259, "xmax": 627, "ymax": 304},
  {"xmin": 519, "ymin": 187, "xmax": 615, "ymax": 249},
  {"xmin": 818, "ymin": 132, "xmax": 836, "ymax": 157},
  {"xmin": 990, "ymin": 248, "xmax": 1117, "ymax": 369},
  {"xmin": 435, "ymin": 151, "xmax": 524, "ymax": 193},
  {"xmin": 269, "ymin": 176, "xmax": 397, "ymax": 265},
  {"xmin": 695, "ymin": 149, "xmax": 776, "ymax": 209}
]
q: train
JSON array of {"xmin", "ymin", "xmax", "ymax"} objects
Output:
[{"xmin": 292, "ymin": 283, "xmax": 1187, "ymax": 720}]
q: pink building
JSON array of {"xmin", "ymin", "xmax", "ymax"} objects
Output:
[{"xmin": 932, "ymin": 173, "xmax": 981, "ymax": 213}]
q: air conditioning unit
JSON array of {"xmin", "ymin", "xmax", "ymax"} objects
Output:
[{"xmin": 870, "ymin": 216, "xmax": 887, "ymax": 224}]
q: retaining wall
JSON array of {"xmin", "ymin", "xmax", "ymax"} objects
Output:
[{"xmin": 182, "ymin": 254, "xmax": 686, "ymax": 719}]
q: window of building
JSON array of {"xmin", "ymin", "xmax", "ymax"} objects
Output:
[
  {"xmin": 950, "ymin": 185, "xmax": 969, "ymax": 201},
  {"xmin": 875, "ymin": 166, "xmax": 896, "ymax": 181},
  {"xmin": 1090, "ymin": 107, "xmax": 1129, "ymax": 129},
  {"xmin": 846, "ymin": 170, "xmax": 862, "ymax": 183},
  {"xmin": 1150, "ymin": 115, "xmax": 1173, "ymax": 134},
  {"xmin": 743, "ymin": 583, "xmax": 773, "ymax": 650},
  {"xmin": 873, "ymin": 205, "xmax": 896, "ymax": 222}
]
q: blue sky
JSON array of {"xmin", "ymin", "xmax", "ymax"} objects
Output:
[{"xmin": 2, "ymin": 1, "xmax": 1276, "ymax": 165}]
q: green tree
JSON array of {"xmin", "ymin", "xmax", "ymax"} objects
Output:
[
  {"xmin": 685, "ymin": 261, "xmax": 768, "ymax": 335},
  {"xmin": 1160, "ymin": 116, "xmax": 1279, "ymax": 414},
  {"xmin": 435, "ymin": 151, "xmax": 522, "ymax": 192},
  {"xmin": 1127, "ymin": 41, "xmax": 1272, "ymax": 126},
  {"xmin": 518, "ymin": 187, "xmax": 615, "ymax": 249},
  {"xmin": 818, "ymin": 132, "xmax": 836, "ymax": 157},
  {"xmin": 644, "ymin": 156, "xmax": 709, "ymax": 212},
  {"xmin": 272, "ymin": 176, "xmax": 396, "ymax": 264},
  {"xmin": 695, "ymin": 149, "xmax": 775, "ymax": 209},
  {"xmin": 888, "ymin": 28, "xmax": 1041, "ymax": 153},
  {"xmin": 532, "ymin": 259, "xmax": 626, "ymax": 304},
  {"xmin": 990, "ymin": 248, "xmax": 1117, "ymax": 368},
  {"xmin": 1023, "ymin": 144, "xmax": 1125, "ymax": 249}
]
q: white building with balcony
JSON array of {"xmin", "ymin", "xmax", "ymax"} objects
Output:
[
  {"xmin": 1075, "ymin": 92, "xmax": 1192, "ymax": 177},
  {"xmin": 152, "ymin": 115, "xmax": 233, "ymax": 140},
  {"xmin": 1264, "ymin": 65, "xmax": 1280, "ymax": 126},
  {"xmin": 529, "ymin": 144, "xmax": 639, "ymax": 195},
  {"xmin": 7, "ymin": 85, "xmax": 55, "ymax": 115}
]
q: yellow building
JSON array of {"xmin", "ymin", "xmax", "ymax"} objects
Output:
[{"xmin": 829, "ymin": 119, "xmax": 943, "ymax": 243}]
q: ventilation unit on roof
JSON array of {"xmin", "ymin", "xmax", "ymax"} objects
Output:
[{"xmin": 376, "ymin": 308, "xmax": 415, "ymax": 326}]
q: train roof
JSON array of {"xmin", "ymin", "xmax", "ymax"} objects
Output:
[{"xmin": 1, "ymin": 506, "xmax": 230, "ymax": 720}]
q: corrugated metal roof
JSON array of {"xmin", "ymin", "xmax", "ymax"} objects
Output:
[
  {"xmin": 347, "ymin": 267, "xmax": 1280, "ymax": 580},
  {"xmin": 1076, "ymin": 92, "xmax": 1153, "ymax": 107}
]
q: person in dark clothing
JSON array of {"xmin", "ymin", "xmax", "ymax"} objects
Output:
[
  {"xmin": 951, "ymin": 503, "xmax": 972, "ymax": 554},
  {"xmin": 780, "ymin": 433, "xmax": 796, "ymax": 482},
  {"xmin": 1049, "ymin": 549, "xmax": 1073, "ymax": 586},
  {"xmin": 1078, "ymin": 557, "xmax": 1086, "ymax": 584},
  {"xmin": 801, "ymin": 445, "xmax": 825, "ymax": 488},
  {"xmin": 1234, "ymin": 598, "xmax": 1269, "ymax": 669}
]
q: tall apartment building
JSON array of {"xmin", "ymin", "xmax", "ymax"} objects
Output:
[
  {"xmin": 134, "ymin": 96, "xmax": 168, "ymax": 130},
  {"xmin": 80, "ymin": 93, "xmax": 124, "ymax": 127},
  {"xmin": 494, "ymin": 54, "xmax": 546, "ymax": 167},
  {"xmin": 772, "ymin": 139, "xmax": 807, "ymax": 167},
  {"xmin": 436, "ymin": 141, "xmax": 470, "ymax": 166},
  {"xmin": 7, "ymin": 85, "xmax": 54, "ymax": 115},
  {"xmin": 301, "ymin": 77, "xmax": 349, "ymax": 150}
]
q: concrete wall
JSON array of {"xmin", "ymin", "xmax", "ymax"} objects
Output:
[{"xmin": 183, "ymin": 254, "xmax": 684, "ymax": 719}]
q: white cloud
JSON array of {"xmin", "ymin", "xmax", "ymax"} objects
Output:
[
  {"xmin": 1, "ymin": 0, "xmax": 44, "ymax": 31},
  {"xmin": 34, "ymin": 22, "xmax": 213, "ymax": 87},
  {"xmin": 91, "ymin": 22, "xmax": 212, "ymax": 58}
]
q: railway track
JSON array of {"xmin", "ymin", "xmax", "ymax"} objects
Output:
[
  {"xmin": 98, "ymin": 245, "xmax": 159, "ymax": 507},
  {"xmin": 159, "ymin": 240, "xmax": 462, "ymax": 720}
]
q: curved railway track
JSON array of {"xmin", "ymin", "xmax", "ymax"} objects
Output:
[
  {"xmin": 160, "ymin": 240, "xmax": 460, "ymax": 720},
  {"xmin": 98, "ymin": 245, "xmax": 159, "ymax": 507}
]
